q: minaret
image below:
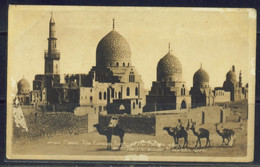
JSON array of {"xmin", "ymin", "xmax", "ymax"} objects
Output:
[
  {"xmin": 239, "ymin": 70, "xmax": 242, "ymax": 87},
  {"xmin": 44, "ymin": 12, "xmax": 60, "ymax": 75},
  {"xmin": 112, "ymin": 18, "xmax": 115, "ymax": 30}
]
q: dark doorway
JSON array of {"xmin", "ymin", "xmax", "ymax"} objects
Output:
[
  {"xmin": 25, "ymin": 97, "xmax": 30, "ymax": 105},
  {"xmin": 181, "ymin": 100, "xmax": 186, "ymax": 109}
]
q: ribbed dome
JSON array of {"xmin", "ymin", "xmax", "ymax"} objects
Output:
[
  {"xmin": 157, "ymin": 51, "xmax": 182, "ymax": 82},
  {"xmin": 157, "ymin": 52, "xmax": 182, "ymax": 74},
  {"xmin": 226, "ymin": 70, "xmax": 236, "ymax": 82},
  {"xmin": 17, "ymin": 78, "xmax": 30, "ymax": 94},
  {"xmin": 96, "ymin": 30, "xmax": 131, "ymax": 67},
  {"xmin": 193, "ymin": 67, "xmax": 209, "ymax": 84}
]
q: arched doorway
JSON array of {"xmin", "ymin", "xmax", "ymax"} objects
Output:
[
  {"xmin": 119, "ymin": 104, "xmax": 126, "ymax": 114},
  {"xmin": 202, "ymin": 111, "xmax": 205, "ymax": 124},
  {"xmin": 181, "ymin": 100, "xmax": 186, "ymax": 109},
  {"xmin": 220, "ymin": 110, "xmax": 223, "ymax": 123}
]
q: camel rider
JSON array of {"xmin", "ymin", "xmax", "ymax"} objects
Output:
[
  {"xmin": 108, "ymin": 116, "xmax": 119, "ymax": 129},
  {"xmin": 176, "ymin": 119, "xmax": 183, "ymax": 132}
]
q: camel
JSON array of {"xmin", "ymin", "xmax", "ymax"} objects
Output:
[
  {"xmin": 163, "ymin": 127, "xmax": 188, "ymax": 148},
  {"xmin": 93, "ymin": 124, "xmax": 125, "ymax": 150},
  {"xmin": 215, "ymin": 124, "xmax": 235, "ymax": 146},
  {"xmin": 188, "ymin": 121, "xmax": 210, "ymax": 148}
]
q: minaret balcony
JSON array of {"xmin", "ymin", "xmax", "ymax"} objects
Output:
[{"xmin": 44, "ymin": 50, "xmax": 60, "ymax": 60}]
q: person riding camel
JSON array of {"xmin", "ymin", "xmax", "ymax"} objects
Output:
[
  {"xmin": 108, "ymin": 116, "xmax": 119, "ymax": 129},
  {"xmin": 176, "ymin": 119, "xmax": 184, "ymax": 132}
]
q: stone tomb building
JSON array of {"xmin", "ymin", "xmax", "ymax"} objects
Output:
[
  {"xmin": 222, "ymin": 65, "xmax": 248, "ymax": 101},
  {"xmin": 16, "ymin": 78, "xmax": 31, "ymax": 105},
  {"xmin": 30, "ymin": 16, "xmax": 145, "ymax": 114},
  {"xmin": 190, "ymin": 65, "xmax": 215, "ymax": 108},
  {"xmin": 145, "ymin": 45, "xmax": 191, "ymax": 112}
]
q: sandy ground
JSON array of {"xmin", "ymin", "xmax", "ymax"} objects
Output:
[{"xmin": 11, "ymin": 121, "xmax": 247, "ymax": 158}]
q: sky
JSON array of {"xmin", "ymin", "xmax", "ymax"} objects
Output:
[{"xmin": 8, "ymin": 6, "xmax": 256, "ymax": 92}]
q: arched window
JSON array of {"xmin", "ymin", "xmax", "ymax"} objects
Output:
[
  {"xmin": 139, "ymin": 102, "xmax": 141, "ymax": 108},
  {"xmin": 104, "ymin": 92, "xmax": 106, "ymax": 100},
  {"xmin": 99, "ymin": 92, "xmax": 102, "ymax": 100},
  {"xmin": 111, "ymin": 89, "xmax": 114, "ymax": 98},
  {"xmin": 116, "ymin": 62, "xmax": 119, "ymax": 66},
  {"xmin": 123, "ymin": 62, "xmax": 125, "ymax": 66},
  {"xmin": 129, "ymin": 70, "xmax": 135, "ymax": 82},
  {"xmin": 129, "ymin": 74, "xmax": 135, "ymax": 82},
  {"xmin": 128, "ymin": 63, "xmax": 130, "ymax": 66},
  {"xmin": 169, "ymin": 77, "xmax": 172, "ymax": 81},
  {"xmin": 135, "ymin": 87, "xmax": 138, "ymax": 96},
  {"xmin": 133, "ymin": 102, "xmax": 135, "ymax": 109},
  {"xmin": 127, "ymin": 87, "xmax": 130, "ymax": 96},
  {"xmin": 118, "ymin": 92, "xmax": 122, "ymax": 99},
  {"xmin": 115, "ymin": 91, "xmax": 117, "ymax": 98},
  {"xmin": 183, "ymin": 88, "xmax": 186, "ymax": 95}
]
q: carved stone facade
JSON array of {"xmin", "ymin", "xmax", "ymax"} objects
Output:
[
  {"xmin": 190, "ymin": 66, "xmax": 215, "ymax": 108},
  {"xmin": 222, "ymin": 65, "xmax": 248, "ymax": 101},
  {"xmin": 145, "ymin": 47, "xmax": 191, "ymax": 112}
]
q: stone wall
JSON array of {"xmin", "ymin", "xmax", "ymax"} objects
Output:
[
  {"xmin": 13, "ymin": 107, "xmax": 90, "ymax": 142},
  {"xmin": 155, "ymin": 106, "xmax": 231, "ymax": 136},
  {"xmin": 99, "ymin": 114, "xmax": 155, "ymax": 134}
]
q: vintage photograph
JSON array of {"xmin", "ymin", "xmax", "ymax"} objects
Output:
[{"xmin": 6, "ymin": 6, "xmax": 255, "ymax": 162}]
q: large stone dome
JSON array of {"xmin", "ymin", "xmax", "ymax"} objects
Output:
[
  {"xmin": 157, "ymin": 51, "xmax": 182, "ymax": 82},
  {"xmin": 193, "ymin": 67, "xmax": 209, "ymax": 85},
  {"xmin": 226, "ymin": 70, "xmax": 236, "ymax": 82},
  {"xmin": 17, "ymin": 78, "xmax": 30, "ymax": 94},
  {"xmin": 96, "ymin": 30, "xmax": 131, "ymax": 67}
]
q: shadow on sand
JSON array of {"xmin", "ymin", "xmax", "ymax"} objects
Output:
[{"xmin": 96, "ymin": 148, "xmax": 121, "ymax": 151}]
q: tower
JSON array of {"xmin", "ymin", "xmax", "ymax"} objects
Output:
[
  {"xmin": 44, "ymin": 12, "xmax": 60, "ymax": 75},
  {"xmin": 239, "ymin": 70, "xmax": 242, "ymax": 87}
]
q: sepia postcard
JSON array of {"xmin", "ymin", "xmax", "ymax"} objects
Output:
[{"xmin": 6, "ymin": 5, "xmax": 256, "ymax": 162}]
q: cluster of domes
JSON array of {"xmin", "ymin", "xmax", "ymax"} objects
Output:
[
  {"xmin": 157, "ymin": 51, "xmax": 182, "ymax": 82},
  {"xmin": 193, "ymin": 66, "xmax": 209, "ymax": 86},
  {"xmin": 17, "ymin": 78, "xmax": 30, "ymax": 94},
  {"xmin": 95, "ymin": 20, "xmax": 239, "ymax": 88},
  {"xmin": 96, "ymin": 30, "xmax": 131, "ymax": 67}
]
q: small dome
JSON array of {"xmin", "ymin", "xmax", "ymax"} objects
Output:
[
  {"xmin": 96, "ymin": 30, "xmax": 131, "ymax": 66},
  {"xmin": 17, "ymin": 78, "xmax": 30, "ymax": 94},
  {"xmin": 157, "ymin": 51, "xmax": 182, "ymax": 81},
  {"xmin": 226, "ymin": 70, "xmax": 236, "ymax": 82},
  {"xmin": 193, "ymin": 67, "xmax": 209, "ymax": 85}
]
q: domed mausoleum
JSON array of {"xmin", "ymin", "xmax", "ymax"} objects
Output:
[
  {"xmin": 222, "ymin": 65, "xmax": 248, "ymax": 101},
  {"xmin": 17, "ymin": 78, "xmax": 30, "ymax": 94},
  {"xmin": 30, "ymin": 17, "xmax": 145, "ymax": 115},
  {"xmin": 145, "ymin": 44, "xmax": 191, "ymax": 112},
  {"xmin": 190, "ymin": 64, "xmax": 215, "ymax": 108},
  {"xmin": 16, "ymin": 77, "xmax": 31, "ymax": 105},
  {"xmin": 69, "ymin": 19, "xmax": 145, "ymax": 115}
]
